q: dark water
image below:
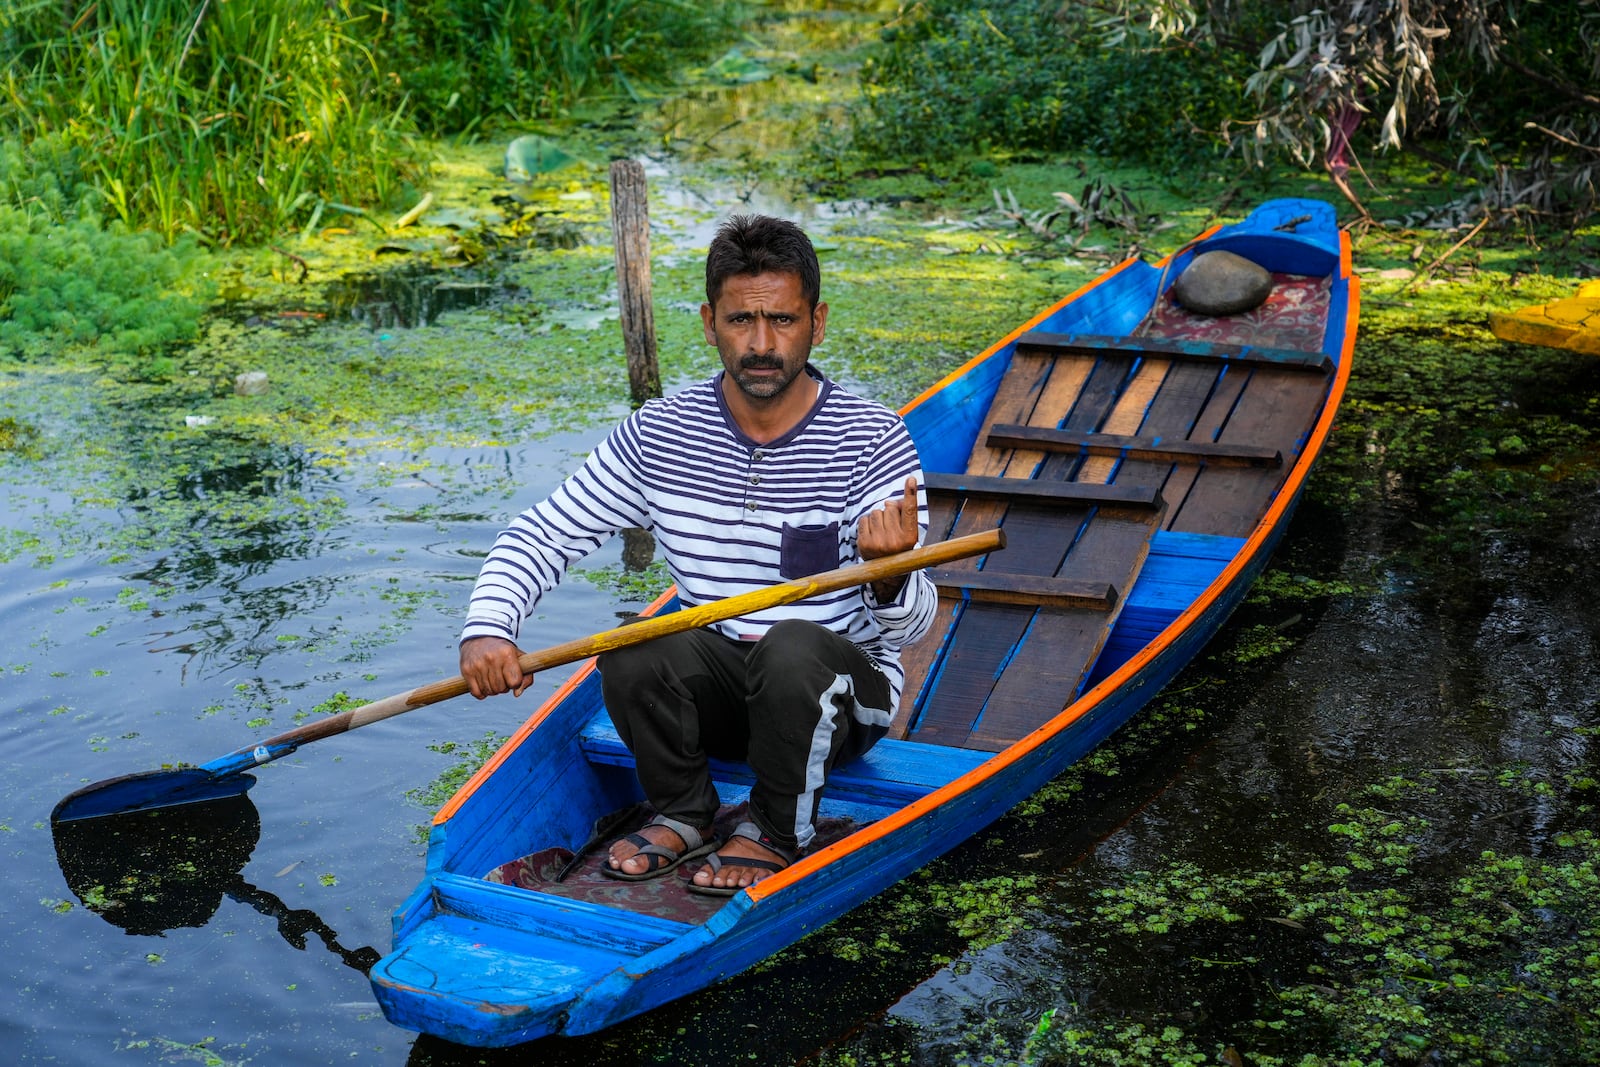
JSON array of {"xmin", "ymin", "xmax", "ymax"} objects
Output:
[
  {"xmin": 0, "ymin": 426, "xmax": 661, "ymax": 1063},
  {"xmin": 323, "ymin": 267, "xmax": 522, "ymax": 331}
]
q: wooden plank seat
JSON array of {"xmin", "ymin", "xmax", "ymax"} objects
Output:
[
  {"xmin": 922, "ymin": 472, "xmax": 1162, "ymax": 509},
  {"xmin": 926, "ymin": 569, "xmax": 1117, "ymax": 611},
  {"xmin": 1013, "ymin": 330, "xmax": 1333, "ymax": 374},
  {"xmin": 985, "ymin": 424, "xmax": 1283, "ymax": 468}
]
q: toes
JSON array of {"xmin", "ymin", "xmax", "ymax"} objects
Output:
[
  {"xmin": 607, "ymin": 824, "xmax": 686, "ymax": 873},
  {"xmin": 692, "ymin": 854, "xmax": 767, "ymax": 888},
  {"xmin": 691, "ymin": 863, "xmax": 729, "ymax": 889}
]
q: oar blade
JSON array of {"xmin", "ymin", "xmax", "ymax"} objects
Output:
[{"xmin": 51, "ymin": 768, "xmax": 256, "ymax": 824}]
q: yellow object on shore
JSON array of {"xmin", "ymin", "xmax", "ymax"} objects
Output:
[{"xmin": 1489, "ymin": 280, "xmax": 1600, "ymax": 355}]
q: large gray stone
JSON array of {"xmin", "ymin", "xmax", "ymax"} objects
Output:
[{"xmin": 1171, "ymin": 250, "xmax": 1273, "ymax": 316}]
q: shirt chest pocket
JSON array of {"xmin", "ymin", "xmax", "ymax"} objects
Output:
[{"xmin": 780, "ymin": 521, "xmax": 841, "ymax": 579}]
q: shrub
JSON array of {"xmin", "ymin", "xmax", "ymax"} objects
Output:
[
  {"xmin": 855, "ymin": 0, "xmax": 1245, "ymax": 171},
  {"xmin": 0, "ymin": 206, "xmax": 208, "ymax": 366}
]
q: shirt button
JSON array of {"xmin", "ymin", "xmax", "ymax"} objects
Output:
[
  {"xmin": 750, "ymin": 474, "xmax": 761, "ymax": 485},
  {"xmin": 746, "ymin": 501, "xmax": 758, "ymax": 512},
  {"xmin": 753, "ymin": 450, "xmax": 764, "ymax": 461}
]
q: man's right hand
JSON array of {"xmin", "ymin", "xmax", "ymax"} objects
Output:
[{"xmin": 460, "ymin": 636, "xmax": 534, "ymax": 699}]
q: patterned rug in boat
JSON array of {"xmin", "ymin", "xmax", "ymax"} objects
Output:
[
  {"xmin": 1143, "ymin": 272, "xmax": 1332, "ymax": 350},
  {"xmin": 484, "ymin": 802, "xmax": 860, "ymax": 925}
]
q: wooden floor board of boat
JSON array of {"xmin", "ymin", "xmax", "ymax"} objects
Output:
[
  {"xmin": 1161, "ymin": 365, "xmax": 1330, "ymax": 536},
  {"xmin": 923, "ymin": 473, "xmax": 1161, "ymax": 508},
  {"xmin": 903, "ymin": 497, "xmax": 1164, "ymax": 750},
  {"xmin": 985, "ymin": 425, "xmax": 1283, "ymax": 468},
  {"xmin": 897, "ymin": 264, "xmax": 1335, "ymax": 745}
]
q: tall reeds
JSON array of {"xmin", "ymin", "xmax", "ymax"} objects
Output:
[
  {"xmin": 376, "ymin": 0, "xmax": 737, "ymax": 136},
  {"xmin": 3, "ymin": 0, "xmax": 424, "ymax": 246},
  {"xmin": 0, "ymin": 0, "xmax": 736, "ymax": 247}
]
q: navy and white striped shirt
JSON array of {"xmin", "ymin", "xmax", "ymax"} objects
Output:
[{"xmin": 463, "ymin": 366, "xmax": 938, "ymax": 705}]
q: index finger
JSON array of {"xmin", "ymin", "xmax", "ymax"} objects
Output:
[{"xmin": 901, "ymin": 475, "xmax": 919, "ymax": 540}]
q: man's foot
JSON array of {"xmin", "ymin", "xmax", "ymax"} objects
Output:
[
  {"xmin": 601, "ymin": 814, "xmax": 717, "ymax": 882},
  {"xmin": 687, "ymin": 821, "xmax": 794, "ymax": 897}
]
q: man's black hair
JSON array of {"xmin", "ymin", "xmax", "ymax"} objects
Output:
[{"xmin": 704, "ymin": 214, "xmax": 821, "ymax": 310}]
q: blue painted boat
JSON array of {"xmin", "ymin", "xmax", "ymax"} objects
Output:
[{"xmin": 369, "ymin": 197, "xmax": 1360, "ymax": 1046}]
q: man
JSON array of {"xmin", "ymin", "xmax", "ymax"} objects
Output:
[{"xmin": 459, "ymin": 214, "xmax": 937, "ymax": 894}]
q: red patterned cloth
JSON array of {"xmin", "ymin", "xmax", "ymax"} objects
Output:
[
  {"xmin": 1140, "ymin": 272, "xmax": 1332, "ymax": 351},
  {"xmin": 485, "ymin": 845, "xmax": 723, "ymax": 923}
]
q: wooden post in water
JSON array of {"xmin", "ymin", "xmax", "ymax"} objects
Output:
[
  {"xmin": 610, "ymin": 160, "xmax": 661, "ymax": 566},
  {"xmin": 609, "ymin": 159, "xmax": 660, "ymax": 405}
]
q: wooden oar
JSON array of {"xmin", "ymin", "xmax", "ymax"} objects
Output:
[{"xmin": 52, "ymin": 527, "xmax": 1005, "ymax": 823}]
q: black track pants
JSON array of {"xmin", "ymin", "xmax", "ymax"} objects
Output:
[{"xmin": 598, "ymin": 619, "xmax": 894, "ymax": 854}]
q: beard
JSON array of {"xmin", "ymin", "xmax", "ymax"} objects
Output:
[{"xmin": 730, "ymin": 353, "xmax": 802, "ymax": 399}]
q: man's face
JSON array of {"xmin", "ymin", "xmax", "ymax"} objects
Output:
[{"xmin": 701, "ymin": 271, "xmax": 828, "ymax": 402}]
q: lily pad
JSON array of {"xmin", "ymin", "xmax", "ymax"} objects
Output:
[
  {"xmin": 504, "ymin": 135, "xmax": 583, "ymax": 182},
  {"xmin": 422, "ymin": 206, "xmax": 489, "ymax": 231},
  {"xmin": 537, "ymin": 306, "xmax": 618, "ymax": 334},
  {"xmin": 702, "ymin": 49, "xmax": 772, "ymax": 84}
]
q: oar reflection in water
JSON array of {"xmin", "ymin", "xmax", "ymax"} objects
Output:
[{"xmin": 51, "ymin": 783, "xmax": 380, "ymax": 974}]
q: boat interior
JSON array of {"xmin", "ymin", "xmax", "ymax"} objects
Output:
[{"xmin": 475, "ymin": 218, "xmax": 1350, "ymax": 921}]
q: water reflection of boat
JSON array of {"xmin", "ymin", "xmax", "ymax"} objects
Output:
[
  {"xmin": 52, "ymin": 787, "xmax": 379, "ymax": 973},
  {"xmin": 370, "ymin": 198, "xmax": 1360, "ymax": 1047},
  {"xmin": 1488, "ymin": 280, "xmax": 1600, "ymax": 356}
]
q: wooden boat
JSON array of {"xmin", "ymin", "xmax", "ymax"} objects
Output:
[
  {"xmin": 1488, "ymin": 280, "xmax": 1600, "ymax": 356},
  {"xmin": 369, "ymin": 197, "xmax": 1360, "ymax": 1046}
]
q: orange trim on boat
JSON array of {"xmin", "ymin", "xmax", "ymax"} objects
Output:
[
  {"xmin": 432, "ymin": 664, "xmax": 590, "ymax": 826},
  {"xmin": 750, "ymin": 243, "xmax": 1359, "ymax": 902},
  {"xmin": 900, "ymin": 255, "xmax": 1146, "ymax": 418}
]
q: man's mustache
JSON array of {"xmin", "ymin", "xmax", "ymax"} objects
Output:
[{"xmin": 740, "ymin": 354, "xmax": 784, "ymax": 370}]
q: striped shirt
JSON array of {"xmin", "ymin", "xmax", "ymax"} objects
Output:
[{"xmin": 463, "ymin": 365, "xmax": 939, "ymax": 705}]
